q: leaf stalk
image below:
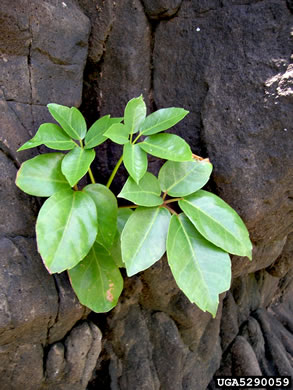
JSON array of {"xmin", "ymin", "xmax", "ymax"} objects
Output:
[{"xmin": 106, "ymin": 154, "xmax": 124, "ymax": 188}]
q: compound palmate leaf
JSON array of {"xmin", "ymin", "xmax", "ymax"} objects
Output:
[
  {"xmin": 61, "ymin": 146, "xmax": 95, "ymax": 187},
  {"xmin": 16, "ymin": 153, "xmax": 70, "ymax": 196},
  {"xmin": 68, "ymin": 242, "xmax": 123, "ymax": 313},
  {"xmin": 179, "ymin": 190, "xmax": 252, "ymax": 259},
  {"xmin": 118, "ymin": 172, "xmax": 163, "ymax": 207},
  {"xmin": 84, "ymin": 183, "xmax": 118, "ymax": 249},
  {"xmin": 167, "ymin": 214, "xmax": 231, "ymax": 317},
  {"xmin": 158, "ymin": 159, "xmax": 213, "ymax": 197},
  {"xmin": 18, "ymin": 123, "xmax": 76, "ymax": 151},
  {"xmin": 121, "ymin": 206, "xmax": 171, "ymax": 276},
  {"xmin": 139, "ymin": 133, "xmax": 192, "ymax": 162},
  {"xmin": 36, "ymin": 189, "xmax": 98, "ymax": 273}
]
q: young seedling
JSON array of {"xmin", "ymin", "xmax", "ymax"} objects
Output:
[{"xmin": 16, "ymin": 96, "xmax": 252, "ymax": 317}]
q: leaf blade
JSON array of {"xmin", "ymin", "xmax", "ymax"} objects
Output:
[
  {"xmin": 61, "ymin": 147, "xmax": 96, "ymax": 187},
  {"xmin": 109, "ymin": 208, "xmax": 133, "ymax": 268},
  {"xmin": 179, "ymin": 190, "xmax": 252, "ymax": 259},
  {"xmin": 70, "ymin": 107, "xmax": 87, "ymax": 140},
  {"xmin": 36, "ymin": 189, "xmax": 98, "ymax": 273},
  {"xmin": 84, "ymin": 184, "xmax": 118, "ymax": 249},
  {"xmin": 47, "ymin": 103, "xmax": 85, "ymax": 140},
  {"xmin": 140, "ymin": 107, "xmax": 189, "ymax": 136},
  {"xmin": 104, "ymin": 123, "xmax": 129, "ymax": 145},
  {"xmin": 68, "ymin": 242, "xmax": 123, "ymax": 312},
  {"xmin": 139, "ymin": 133, "xmax": 192, "ymax": 162},
  {"xmin": 85, "ymin": 116, "xmax": 123, "ymax": 149},
  {"xmin": 118, "ymin": 172, "xmax": 163, "ymax": 207},
  {"xmin": 123, "ymin": 143, "xmax": 148, "ymax": 184},
  {"xmin": 124, "ymin": 95, "xmax": 146, "ymax": 134},
  {"xmin": 167, "ymin": 214, "xmax": 231, "ymax": 317},
  {"xmin": 15, "ymin": 153, "xmax": 70, "ymax": 196},
  {"xmin": 158, "ymin": 160, "xmax": 213, "ymax": 197},
  {"xmin": 18, "ymin": 123, "xmax": 76, "ymax": 151},
  {"xmin": 121, "ymin": 207, "xmax": 171, "ymax": 276}
]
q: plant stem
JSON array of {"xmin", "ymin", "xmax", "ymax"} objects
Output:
[
  {"xmin": 88, "ymin": 167, "xmax": 96, "ymax": 184},
  {"xmin": 79, "ymin": 139, "xmax": 84, "ymax": 149},
  {"xmin": 133, "ymin": 133, "xmax": 142, "ymax": 144},
  {"xmin": 164, "ymin": 205, "xmax": 178, "ymax": 215},
  {"xmin": 106, "ymin": 154, "xmax": 124, "ymax": 188},
  {"xmin": 164, "ymin": 197, "xmax": 182, "ymax": 205},
  {"xmin": 162, "ymin": 191, "xmax": 167, "ymax": 201},
  {"xmin": 74, "ymin": 184, "xmax": 78, "ymax": 191},
  {"xmin": 119, "ymin": 204, "xmax": 139, "ymax": 209}
]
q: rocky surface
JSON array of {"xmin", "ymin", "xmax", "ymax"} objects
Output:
[{"xmin": 0, "ymin": 0, "xmax": 292, "ymax": 389}]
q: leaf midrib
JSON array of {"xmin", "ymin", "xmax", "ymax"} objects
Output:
[
  {"xmin": 128, "ymin": 208, "xmax": 160, "ymax": 263},
  {"xmin": 177, "ymin": 217, "xmax": 211, "ymax": 302},
  {"xmin": 164, "ymin": 164, "xmax": 198, "ymax": 193},
  {"xmin": 53, "ymin": 108, "xmax": 80, "ymax": 139},
  {"xmin": 140, "ymin": 113, "xmax": 182, "ymax": 135},
  {"xmin": 121, "ymin": 189, "xmax": 161, "ymax": 197},
  {"xmin": 51, "ymin": 192, "xmax": 76, "ymax": 265},
  {"xmin": 181, "ymin": 199, "xmax": 244, "ymax": 248}
]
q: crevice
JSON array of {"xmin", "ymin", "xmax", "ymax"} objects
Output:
[
  {"xmin": 28, "ymin": 13, "xmax": 34, "ymax": 128},
  {"xmin": 0, "ymin": 143, "xmax": 20, "ymax": 169},
  {"xmin": 148, "ymin": 19, "xmax": 159, "ymax": 112},
  {"xmin": 80, "ymin": 20, "xmax": 114, "ymax": 126},
  {"xmin": 0, "ymin": 233, "xmax": 35, "ymax": 240},
  {"xmin": 45, "ymin": 274, "xmax": 62, "ymax": 345}
]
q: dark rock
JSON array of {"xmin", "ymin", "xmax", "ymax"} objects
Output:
[
  {"xmin": 1, "ymin": 0, "xmax": 293, "ymax": 388},
  {"xmin": 141, "ymin": 0, "xmax": 182, "ymax": 19},
  {"xmin": 220, "ymin": 292, "xmax": 239, "ymax": 352},
  {"xmin": 81, "ymin": 0, "xmax": 151, "ymax": 188},
  {"xmin": 267, "ymin": 233, "xmax": 293, "ymax": 278},
  {"xmin": 0, "ymin": 151, "xmax": 37, "ymax": 236},
  {"xmin": 231, "ymin": 335, "xmax": 262, "ymax": 376},
  {"xmin": 0, "ymin": 1, "xmax": 99, "ymax": 388},
  {"xmin": 254, "ymin": 308, "xmax": 293, "ymax": 377},
  {"xmin": 45, "ymin": 321, "xmax": 102, "ymax": 390}
]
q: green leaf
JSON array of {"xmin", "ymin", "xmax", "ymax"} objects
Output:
[
  {"xmin": 123, "ymin": 143, "xmax": 148, "ymax": 184},
  {"xmin": 61, "ymin": 146, "xmax": 95, "ymax": 187},
  {"xmin": 36, "ymin": 189, "xmax": 98, "ymax": 273},
  {"xmin": 84, "ymin": 184, "xmax": 118, "ymax": 249},
  {"xmin": 158, "ymin": 159, "xmax": 213, "ymax": 197},
  {"xmin": 109, "ymin": 208, "xmax": 133, "ymax": 268},
  {"xmin": 103, "ymin": 123, "xmax": 129, "ymax": 145},
  {"xmin": 179, "ymin": 190, "xmax": 252, "ymax": 259},
  {"xmin": 167, "ymin": 214, "xmax": 231, "ymax": 317},
  {"xmin": 68, "ymin": 242, "xmax": 123, "ymax": 312},
  {"xmin": 140, "ymin": 108, "xmax": 189, "ymax": 136},
  {"xmin": 15, "ymin": 153, "xmax": 70, "ymax": 196},
  {"xmin": 139, "ymin": 134, "xmax": 192, "ymax": 162},
  {"xmin": 85, "ymin": 116, "xmax": 123, "ymax": 149},
  {"xmin": 18, "ymin": 123, "xmax": 76, "ymax": 151},
  {"xmin": 117, "ymin": 208, "xmax": 133, "ymax": 234},
  {"xmin": 118, "ymin": 172, "xmax": 163, "ymax": 207},
  {"xmin": 71, "ymin": 107, "xmax": 87, "ymax": 139},
  {"xmin": 47, "ymin": 103, "xmax": 86, "ymax": 140},
  {"xmin": 121, "ymin": 207, "xmax": 171, "ymax": 276},
  {"xmin": 124, "ymin": 95, "xmax": 146, "ymax": 134}
]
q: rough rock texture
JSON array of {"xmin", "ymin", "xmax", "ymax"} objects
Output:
[
  {"xmin": 0, "ymin": 1, "xmax": 102, "ymax": 389},
  {"xmin": 0, "ymin": 0, "xmax": 293, "ymax": 389}
]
